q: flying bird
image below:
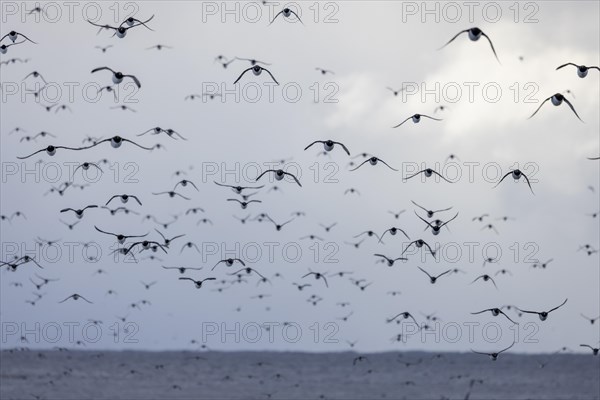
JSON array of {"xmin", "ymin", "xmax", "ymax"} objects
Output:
[
  {"xmin": 234, "ymin": 65, "xmax": 279, "ymax": 85},
  {"xmin": 439, "ymin": 27, "xmax": 500, "ymax": 63},
  {"xmin": 417, "ymin": 267, "xmax": 452, "ymax": 284},
  {"xmin": 304, "ymin": 140, "xmax": 350, "ymax": 155},
  {"xmin": 256, "ymin": 169, "xmax": 302, "ymax": 186},
  {"xmin": 270, "ymin": 7, "xmax": 303, "ymax": 25},
  {"xmin": 556, "ymin": 63, "xmax": 599, "ymax": 78},
  {"xmin": 471, "ymin": 342, "xmax": 516, "ymax": 361},
  {"xmin": 179, "ymin": 277, "xmax": 216, "ymax": 289},
  {"xmin": 405, "ymin": 168, "xmax": 452, "ymax": 183},
  {"xmin": 58, "ymin": 294, "xmax": 93, "ymax": 304},
  {"xmin": 471, "ymin": 308, "xmax": 518, "ymax": 324},
  {"xmin": 1, "ymin": 31, "xmax": 37, "ymax": 44},
  {"xmin": 494, "ymin": 169, "xmax": 535, "ymax": 194},
  {"xmin": 350, "ymin": 157, "xmax": 398, "ymax": 171},
  {"xmin": 518, "ymin": 299, "xmax": 568, "ymax": 321},
  {"xmin": 106, "ymin": 194, "xmax": 142, "ymax": 206},
  {"xmin": 528, "ymin": 93, "xmax": 583, "ymax": 121},
  {"xmin": 392, "ymin": 114, "xmax": 442, "ymax": 128},
  {"xmin": 60, "ymin": 205, "xmax": 98, "ymax": 219}
]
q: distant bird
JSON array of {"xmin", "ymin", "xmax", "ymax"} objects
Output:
[
  {"xmin": 471, "ymin": 342, "xmax": 515, "ymax": 361},
  {"xmin": 350, "ymin": 157, "xmax": 398, "ymax": 171},
  {"xmin": 440, "ymin": 27, "xmax": 500, "ymax": 63},
  {"xmin": 0, "ymin": 40, "xmax": 26, "ymax": 54},
  {"xmin": 353, "ymin": 356, "xmax": 368, "ymax": 365},
  {"xmin": 494, "ymin": 169, "xmax": 534, "ymax": 194},
  {"xmin": 416, "ymin": 212, "xmax": 458, "ymax": 235},
  {"xmin": 304, "ymin": 140, "xmax": 350, "ymax": 155},
  {"xmin": 95, "ymin": 45, "xmax": 113, "ymax": 53},
  {"xmin": 580, "ymin": 344, "xmax": 599, "ymax": 356},
  {"xmin": 556, "ymin": 63, "xmax": 599, "ymax": 78},
  {"xmin": 270, "ymin": 7, "xmax": 303, "ymax": 25},
  {"xmin": 141, "ymin": 281, "xmax": 157, "ymax": 290},
  {"xmin": 256, "ymin": 169, "xmax": 302, "ymax": 186},
  {"xmin": 374, "ymin": 254, "xmax": 408, "ymax": 267},
  {"xmin": 302, "ymin": 270, "xmax": 329, "ymax": 288},
  {"xmin": 386, "ymin": 312, "xmax": 418, "ymax": 325},
  {"xmin": 106, "ymin": 194, "xmax": 142, "ymax": 206},
  {"xmin": 234, "ymin": 57, "xmax": 271, "ymax": 66},
  {"xmin": 23, "ymin": 70, "xmax": 47, "ymax": 84},
  {"xmin": 1, "ymin": 31, "xmax": 37, "ymax": 44},
  {"xmin": 212, "ymin": 258, "xmax": 245, "ymax": 271},
  {"xmin": 227, "ymin": 199, "xmax": 262, "ymax": 209},
  {"xmin": 234, "ymin": 65, "xmax": 279, "ymax": 85},
  {"xmin": 147, "ymin": 44, "xmax": 172, "ymax": 50},
  {"xmin": 471, "ymin": 274, "xmax": 498, "ymax": 289},
  {"xmin": 316, "ymin": 222, "xmax": 336, "ymax": 233},
  {"xmin": 58, "ymin": 294, "xmax": 93, "ymax": 304},
  {"xmin": 214, "ymin": 181, "xmax": 265, "ymax": 194},
  {"xmin": 379, "ymin": 227, "xmax": 410, "ymax": 242},
  {"xmin": 179, "ymin": 277, "xmax": 216, "ymax": 289},
  {"xmin": 17, "ymin": 144, "xmax": 95, "ymax": 159},
  {"xmin": 531, "ymin": 258, "xmax": 553, "ymax": 269},
  {"xmin": 86, "ymin": 15, "xmax": 154, "ymax": 38},
  {"xmin": 580, "ymin": 314, "xmax": 600, "ymax": 325},
  {"xmin": 386, "ymin": 87, "xmax": 404, "ymax": 96},
  {"xmin": 91, "ymin": 67, "xmax": 141, "ymax": 88},
  {"xmin": 315, "ymin": 67, "xmax": 334, "ymax": 75},
  {"xmin": 392, "ymin": 114, "xmax": 442, "ymax": 128},
  {"xmin": 162, "ymin": 266, "xmax": 202, "ymax": 274},
  {"xmin": 405, "ymin": 168, "xmax": 452, "ymax": 183},
  {"xmin": 471, "ymin": 308, "xmax": 517, "ymax": 324},
  {"xmin": 417, "ymin": 267, "xmax": 452, "ymax": 284},
  {"xmin": 472, "ymin": 214, "xmax": 489, "ymax": 222},
  {"xmin": 152, "ymin": 191, "xmax": 191, "ymax": 200},
  {"xmin": 59, "ymin": 219, "xmax": 79, "ymax": 230},
  {"xmin": 293, "ymin": 283, "xmax": 311, "ymax": 291},
  {"xmin": 411, "ymin": 201, "xmax": 453, "ymax": 218},
  {"xmin": 402, "ymin": 239, "xmax": 436, "ymax": 257},
  {"xmin": 388, "ymin": 210, "xmax": 405, "ymax": 219},
  {"xmin": 481, "ymin": 223, "xmax": 499, "ymax": 234},
  {"xmin": 84, "ymin": 136, "xmax": 154, "ymax": 151},
  {"xmin": 265, "ymin": 215, "xmax": 294, "ymax": 231},
  {"xmin": 518, "ymin": 299, "xmax": 568, "ymax": 321},
  {"xmin": 528, "ymin": 93, "xmax": 583, "ymax": 122},
  {"xmin": 60, "ymin": 205, "xmax": 98, "ymax": 219}
]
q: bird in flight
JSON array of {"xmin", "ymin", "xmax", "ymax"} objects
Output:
[
  {"xmin": 234, "ymin": 65, "xmax": 279, "ymax": 85},
  {"xmin": 91, "ymin": 66, "xmax": 141, "ymax": 88},
  {"xmin": 439, "ymin": 27, "xmax": 500, "ymax": 63},
  {"xmin": 518, "ymin": 299, "xmax": 568, "ymax": 321},
  {"xmin": 58, "ymin": 293, "xmax": 93, "ymax": 304},
  {"xmin": 494, "ymin": 169, "xmax": 535, "ymax": 194},
  {"xmin": 350, "ymin": 156, "xmax": 398, "ymax": 172},
  {"xmin": 304, "ymin": 140, "xmax": 350, "ymax": 156},
  {"xmin": 270, "ymin": 7, "xmax": 303, "ymax": 25},
  {"xmin": 417, "ymin": 267, "xmax": 452, "ymax": 284},
  {"xmin": 528, "ymin": 93, "xmax": 583, "ymax": 122},
  {"xmin": 392, "ymin": 114, "xmax": 442, "ymax": 128},
  {"xmin": 256, "ymin": 169, "xmax": 302, "ymax": 187},
  {"xmin": 471, "ymin": 307, "xmax": 518, "ymax": 324},
  {"xmin": 556, "ymin": 62, "xmax": 599, "ymax": 78},
  {"xmin": 471, "ymin": 341, "xmax": 515, "ymax": 361},
  {"xmin": 179, "ymin": 277, "xmax": 216, "ymax": 289},
  {"xmin": 405, "ymin": 168, "xmax": 452, "ymax": 183}
]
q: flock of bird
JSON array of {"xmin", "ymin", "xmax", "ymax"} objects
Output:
[{"xmin": 1, "ymin": 3, "xmax": 599, "ymax": 399}]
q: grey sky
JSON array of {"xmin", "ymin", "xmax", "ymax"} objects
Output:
[{"xmin": 0, "ymin": 1, "xmax": 599, "ymax": 353}]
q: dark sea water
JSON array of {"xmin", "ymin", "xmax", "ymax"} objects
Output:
[{"xmin": 1, "ymin": 350, "xmax": 598, "ymax": 399}]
